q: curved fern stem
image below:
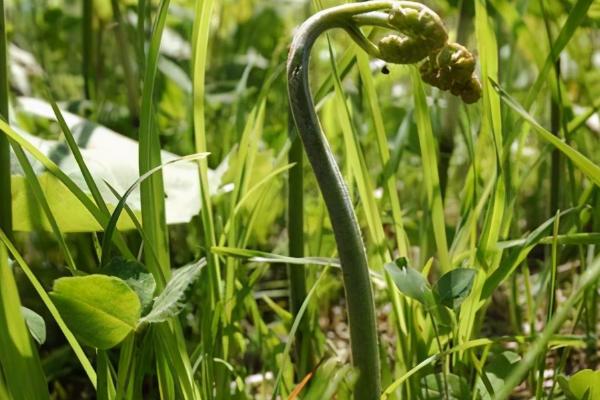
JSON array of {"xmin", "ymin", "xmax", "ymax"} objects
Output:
[{"xmin": 287, "ymin": 2, "xmax": 480, "ymax": 398}]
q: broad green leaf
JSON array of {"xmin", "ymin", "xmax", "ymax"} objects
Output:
[
  {"xmin": 12, "ymin": 174, "xmax": 138, "ymax": 232},
  {"xmin": 21, "ymin": 306, "xmax": 46, "ymax": 345},
  {"xmin": 433, "ymin": 268, "xmax": 476, "ymax": 309},
  {"xmin": 103, "ymin": 257, "xmax": 156, "ymax": 312},
  {"xmin": 139, "ymin": 259, "xmax": 205, "ymax": 324},
  {"xmin": 568, "ymin": 369, "xmax": 600, "ymax": 399},
  {"xmin": 385, "ymin": 258, "xmax": 433, "ymax": 306},
  {"xmin": 50, "ymin": 274, "xmax": 141, "ymax": 349}
]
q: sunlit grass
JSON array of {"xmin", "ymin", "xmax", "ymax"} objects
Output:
[{"xmin": 0, "ymin": 0, "xmax": 599, "ymax": 399}]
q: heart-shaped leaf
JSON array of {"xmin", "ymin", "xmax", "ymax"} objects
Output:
[
  {"xmin": 50, "ymin": 274, "xmax": 141, "ymax": 349},
  {"xmin": 568, "ymin": 369, "xmax": 600, "ymax": 399},
  {"xmin": 385, "ymin": 258, "xmax": 433, "ymax": 306},
  {"xmin": 433, "ymin": 268, "xmax": 476, "ymax": 309}
]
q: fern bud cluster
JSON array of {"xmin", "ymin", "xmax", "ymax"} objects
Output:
[{"xmin": 372, "ymin": 2, "xmax": 481, "ymax": 103}]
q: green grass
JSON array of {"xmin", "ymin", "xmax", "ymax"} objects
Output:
[{"xmin": 0, "ymin": 0, "xmax": 599, "ymax": 399}]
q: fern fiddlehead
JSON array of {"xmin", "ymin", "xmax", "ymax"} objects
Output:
[{"xmin": 286, "ymin": 2, "xmax": 480, "ymax": 398}]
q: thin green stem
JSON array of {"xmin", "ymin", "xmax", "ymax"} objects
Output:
[
  {"xmin": 429, "ymin": 311, "xmax": 450, "ymax": 400},
  {"xmin": 287, "ymin": 113, "xmax": 313, "ymax": 378}
]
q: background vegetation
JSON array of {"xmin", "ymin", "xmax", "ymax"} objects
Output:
[{"xmin": 0, "ymin": 0, "xmax": 599, "ymax": 399}]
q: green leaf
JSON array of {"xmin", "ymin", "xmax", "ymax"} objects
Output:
[
  {"xmin": 139, "ymin": 259, "xmax": 205, "ymax": 324},
  {"xmin": 433, "ymin": 268, "xmax": 476, "ymax": 309},
  {"xmin": 302, "ymin": 358, "xmax": 355, "ymax": 400},
  {"xmin": 103, "ymin": 257, "xmax": 156, "ymax": 313},
  {"xmin": 50, "ymin": 274, "xmax": 141, "ymax": 349},
  {"xmin": 21, "ymin": 306, "xmax": 46, "ymax": 345},
  {"xmin": 11, "ymin": 174, "xmax": 138, "ymax": 232},
  {"xmin": 0, "ymin": 244, "xmax": 49, "ymax": 399},
  {"xmin": 384, "ymin": 258, "xmax": 433, "ymax": 306},
  {"xmin": 491, "ymin": 80, "xmax": 600, "ymax": 187},
  {"xmin": 568, "ymin": 369, "xmax": 600, "ymax": 399},
  {"xmin": 421, "ymin": 373, "xmax": 470, "ymax": 400},
  {"xmin": 481, "ymin": 208, "xmax": 576, "ymax": 300},
  {"xmin": 411, "ymin": 67, "xmax": 451, "ymax": 273},
  {"xmin": 557, "ymin": 375, "xmax": 578, "ymax": 400},
  {"xmin": 475, "ymin": 351, "xmax": 521, "ymax": 399}
]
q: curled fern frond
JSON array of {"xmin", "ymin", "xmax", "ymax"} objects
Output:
[{"xmin": 419, "ymin": 42, "xmax": 482, "ymax": 103}]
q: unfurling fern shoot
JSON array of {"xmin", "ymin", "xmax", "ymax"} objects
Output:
[{"xmin": 286, "ymin": 2, "xmax": 480, "ymax": 398}]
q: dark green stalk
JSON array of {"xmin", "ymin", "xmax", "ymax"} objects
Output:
[
  {"xmin": 287, "ymin": 6, "xmax": 382, "ymax": 397},
  {"xmin": 287, "ymin": 3, "xmax": 480, "ymax": 397},
  {"xmin": 0, "ymin": 0, "xmax": 11, "ymax": 239},
  {"xmin": 287, "ymin": 113, "xmax": 312, "ymax": 378}
]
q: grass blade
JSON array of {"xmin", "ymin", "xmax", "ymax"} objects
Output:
[
  {"xmin": 492, "ymin": 80, "xmax": 600, "ymax": 187},
  {"xmin": 0, "ymin": 119, "xmax": 134, "ymax": 258},
  {"xmin": 0, "ymin": 229, "xmax": 97, "ymax": 387},
  {"xmin": 411, "ymin": 67, "xmax": 450, "ymax": 273},
  {"xmin": 0, "ymin": 244, "xmax": 49, "ymax": 399},
  {"xmin": 495, "ymin": 255, "xmax": 600, "ymax": 399}
]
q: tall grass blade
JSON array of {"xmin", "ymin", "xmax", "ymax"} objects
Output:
[
  {"xmin": 271, "ymin": 266, "xmax": 331, "ymax": 400},
  {"xmin": 11, "ymin": 145, "xmax": 77, "ymax": 271},
  {"xmin": 330, "ymin": 43, "xmax": 388, "ymax": 270},
  {"xmin": 492, "ymin": 81, "xmax": 600, "ymax": 187},
  {"xmin": 192, "ymin": 0, "xmax": 222, "ymax": 305},
  {"xmin": 138, "ymin": 0, "xmax": 171, "ymax": 283},
  {"xmin": 100, "ymin": 153, "xmax": 208, "ymax": 276},
  {"xmin": 0, "ymin": 245, "xmax": 49, "ymax": 400},
  {"xmin": 523, "ymin": 0, "xmax": 594, "ymax": 109},
  {"xmin": 356, "ymin": 52, "xmax": 408, "ymax": 257},
  {"xmin": 0, "ymin": 229, "xmax": 97, "ymax": 387},
  {"xmin": 48, "ymin": 97, "xmax": 110, "ymax": 215},
  {"xmin": 410, "ymin": 67, "xmax": 450, "ymax": 273}
]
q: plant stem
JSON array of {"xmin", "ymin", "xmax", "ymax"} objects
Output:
[
  {"xmin": 287, "ymin": 4, "xmax": 389, "ymax": 398},
  {"xmin": 287, "ymin": 2, "xmax": 479, "ymax": 396},
  {"xmin": 287, "ymin": 112, "xmax": 313, "ymax": 378}
]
